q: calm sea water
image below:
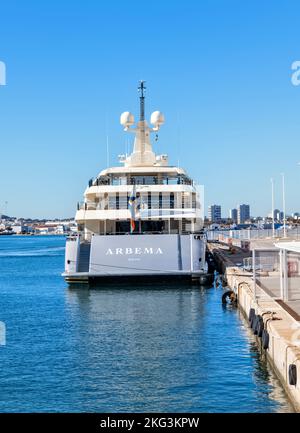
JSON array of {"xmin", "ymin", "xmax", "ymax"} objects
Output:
[{"xmin": 0, "ymin": 235, "xmax": 294, "ymax": 412}]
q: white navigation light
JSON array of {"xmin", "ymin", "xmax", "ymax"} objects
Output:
[
  {"xmin": 120, "ymin": 111, "xmax": 134, "ymax": 127},
  {"xmin": 150, "ymin": 111, "xmax": 165, "ymax": 128}
]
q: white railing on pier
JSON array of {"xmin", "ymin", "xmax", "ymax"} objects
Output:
[
  {"xmin": 251, "ymin": 248, "xmax": 300, "ymax": 303},
  {"xmin": 206, "ymin": 227, "xmax": 300, "ymax": 242}
]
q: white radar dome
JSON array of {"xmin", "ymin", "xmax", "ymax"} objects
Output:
[
  {"xmin": 150, "ymin": 111, "xmax": 165, "ymax": 126},
  {"xmin": 120, "ymin": 111, "xmax": 134, "ymax": 127}
]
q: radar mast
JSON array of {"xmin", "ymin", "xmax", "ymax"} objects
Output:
[
  {"xmin": 119, "ymin": 82, "xmax": 168, "ymax": 167},
  {"xmin": 138, "ymin": 80, "xmax": 146, "ymax": 122}
]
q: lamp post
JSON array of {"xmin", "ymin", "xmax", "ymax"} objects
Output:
[
  {"xmin": 281, "ymin": 173, "xmax": 286, "ymax": 238},
  {"xmin": 271, "ymin": 178, "xmax": 275, "ymax": 238}
]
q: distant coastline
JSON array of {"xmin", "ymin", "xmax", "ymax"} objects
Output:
[
  {"xmin": 0, "ymin": 232, "xmax": 67, "ymax": 236},
  {"xmin": 0, "ymin": 215, "xmax": 76, "ymax": 236}
]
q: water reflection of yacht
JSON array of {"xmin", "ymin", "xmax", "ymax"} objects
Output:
[{"xmin": 63, "ymin": 82, "xmax": 206, "ymax": 284}]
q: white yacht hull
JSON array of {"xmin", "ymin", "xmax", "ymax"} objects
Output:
[{"xmin": 63, "ymin": 233, "xmax": 207, "ymax": 284}]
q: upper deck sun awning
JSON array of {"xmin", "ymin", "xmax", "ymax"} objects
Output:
[{"xmin": 274, "ymin": 241, "xmax": 300, "ymax": 253}]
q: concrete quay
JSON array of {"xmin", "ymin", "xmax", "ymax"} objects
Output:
[{"xmin": 208, "ymin": 241, "xmax": 300, "ymax": 412}]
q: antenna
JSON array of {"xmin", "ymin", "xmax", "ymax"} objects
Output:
[
  {"xmin": 281, "ymin": 173, "xmax": 286, "ymax": 238},
  {"xmin": 106, "ymin": 135, "xmax": 109, "ymax": 167},
  {"xmin": 138, "ymin": 80, "xmax": 146, "ymax": 121},
  {"xmin": 105, "ymin": 112, "xmax": 110, "ymax": 167},
  {"xmin": 176, "ymin": 110, "xmax": 181, "ymax": 167},
  {"xmin": 271, "ymin": 178, "xmax": 275, "ymax": 238}
]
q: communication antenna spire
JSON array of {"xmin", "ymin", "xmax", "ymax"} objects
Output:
[
  {"xmin": 106, "ymin": 135, "xmax": 109, "ymax": 167},
  {"xmin": 138, "ymin": 80, "xmax": 146, "ymax": 121}
]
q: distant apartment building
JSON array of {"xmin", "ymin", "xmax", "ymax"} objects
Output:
[
  {"xmin": 10, "ymin": 224, "xmax": 33, "ymax": 234},
  {"xmin": 229, "ymin": 208, "xmax": 238, "ymax": 223},
  {"xmin": 237, "ymin": 204, "xmax": 250, "ymax": 224},
  {"xmin": 272, "ymin": 209, "xmax": 281, "ymax": 221},
  {"xmin": 208, "ymin": 205, "xmax": 221, "ymax": 222}
]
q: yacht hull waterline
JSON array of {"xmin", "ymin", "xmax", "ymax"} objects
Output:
[{"xmin": 63, "ymin": 82, "xmax": 207, "ymax": 284}]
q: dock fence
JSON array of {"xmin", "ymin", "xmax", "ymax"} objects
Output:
[
  {"xmin": 207, "ymin": 227, "xmax": 300, "ymax": 243},
  {"xmin": 251, "ymin": 248, "xmax": 300, "ymax": 303}
]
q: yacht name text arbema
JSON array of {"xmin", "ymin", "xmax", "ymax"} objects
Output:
[{"xmin": 63, "ymin": 82, "xmax": 207, "ymax": 284}]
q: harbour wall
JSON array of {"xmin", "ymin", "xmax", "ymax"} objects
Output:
[{"xmin": 209, "ymin": 243, "xmax": 300, "ymax": 412}]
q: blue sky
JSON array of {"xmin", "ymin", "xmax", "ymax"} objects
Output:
[{"xmin": 0, "ymin": 0, "xmax": 300, "ymax": 219}]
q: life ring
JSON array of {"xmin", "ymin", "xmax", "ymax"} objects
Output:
[{"xmin": 222, "ymin": 290, "xmax": 237, "ymax": 304}]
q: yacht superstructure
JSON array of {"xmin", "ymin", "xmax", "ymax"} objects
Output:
[{"xmin": 63, "ymin": 82, "xmax": 206, "ymax": 283}]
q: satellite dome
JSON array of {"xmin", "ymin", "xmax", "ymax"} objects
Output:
[
  {"xmin": 120, "ymin": 111, "xmax": 134, "ymax": 127},
  {"xmin": 150, "ymin": 111, "xmax": 165, "ymax": 126}
]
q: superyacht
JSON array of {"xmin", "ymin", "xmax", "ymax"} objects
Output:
[{"xmin": 63, "ymin": 82, "xmax": 207, "ymax": 283}]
